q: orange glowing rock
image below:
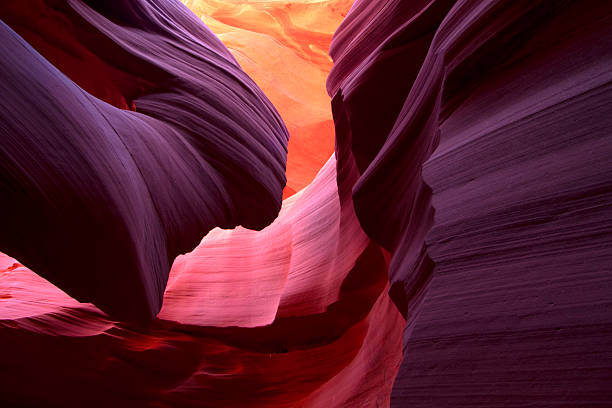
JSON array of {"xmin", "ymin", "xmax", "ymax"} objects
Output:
[{"xmin": 182, "ymin": 0, "xmax": 354, "ymax": 196}]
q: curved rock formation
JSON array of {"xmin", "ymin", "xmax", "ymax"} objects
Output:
[
  {"xmin": 0, "ymin": 0, "xmax": 288, "ymax": 322},
  {"xmin": 328, "ymin": 0, "xmax": 612, "ymax": 405},
  {"xmin": 1, "ymin": 0, "xmax": 402, "ymax": 406},
  {"xmin": 0, "ymin": 157, "xmax": 403, "ymax": 407},
  {"xmin": 181, "ymin": 0, "xmax": 352, "ymax": 195},
  {"xmin": 1, "ymin": 0, "xmax": 612, "ymax": 406}
]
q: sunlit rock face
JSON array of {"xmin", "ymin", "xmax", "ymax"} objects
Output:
[
  {"xmin": 0, "ymin": 0, "xmax": 402, "ymax": 406},
  {"xmin": 182, "ymin": 0, "xmax": 353, "ymax": 196},
  {"xmin": 1, "ymin": 0, "xmax": 612, "ymax": 407},
  {"xmin": 0, "ymin": 158, "xmax": 403, "ymax": 406}
]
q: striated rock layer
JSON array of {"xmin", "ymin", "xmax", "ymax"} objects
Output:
[
  {"xmin": 0, "ymin": 0, "xmax": 402, "ymax": 406},
  {"xmin": 328, "ymin": 0, "xmax": 612, "ymax": 406},
  {"xmin": 0, "ymin": 157, "xmax": 403, "ymax": 407},
  {"xmin": 1, "ymin": 0, "xmax": 612, "ymax": 406},
  {"xmin": 0, "ymin": 0, "xmax": 288, "ymax": 322},
  {"xmin": 181, "ymin": 0, "xmax": 353, "ymax": 196}
]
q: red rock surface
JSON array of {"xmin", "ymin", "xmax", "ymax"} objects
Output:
[
  {"xmin": 0, "ymin": 159, "xmax": 404, "ymax": 407},
  {"xmin": 2, "ymin": 0, "xmax": 612, "ymax": 406}
]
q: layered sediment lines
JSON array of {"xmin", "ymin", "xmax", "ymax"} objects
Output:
[
  {"xmin": 182, "ymin": 0, "xmax": 353, "ymax": 195},
  {"xmin": 0, "ymin": 1, "xmax": 402, "ymax": 406},
  {"xmin": 0, "ymin": 158, "xmax": 403, "ymax": 407},
  {"xmin": 1, "ymin": 0, "xmax": 612, "ymax": 407},
  {"xmin": 328, "ymin": 0, "xmax": 612, "ymax": 406},
  {"xmin": 0, "ymin": 0, "xmax": 289, "ymax": 322}
]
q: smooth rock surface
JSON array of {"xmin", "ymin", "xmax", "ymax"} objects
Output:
[
  {"xmin": 0, "ymin": 0, "xmax": 288, "ymax": 322},
  {"xmin": 1, "ymin": 0, "xmax": 612, "ymax": 406}
]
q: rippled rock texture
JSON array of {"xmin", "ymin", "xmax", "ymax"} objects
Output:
[
  {"xmin": 1, "ymin": 0, "xmax": 612, "ymax": 407},
  {"xmin": 180, "ymin": 0, "xmax": 352, "ymax": 196},
  {"xmin": 0, "ymin": 0, "xmax": 289, "ymax": 322},
  {"xmin": 329, "ymin": 0, "xmax": 612, "ymax": 406},
  {"xmin": 1, "ymin": 0, "xmax": 401, "ymax": 406}
]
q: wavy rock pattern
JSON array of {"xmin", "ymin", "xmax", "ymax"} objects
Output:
[
  {"xmin": 0, "ymin": 1, "xmax": 403, "ymax": 406},
  {"xmin": 328, "ymin": 0, "xmax": 612, "ymax": 406},
  {"xmin": 182, "ymin": 0, "xmax": 352, "ymax": 195},
  {"xmin": 0, "ymin": 158, "xmax": 403, "ymax": 407},
  {"xmin": 1, "ymin": 0, "xmax": 612, "ymax": 406},
  {"xmin": 0, "ymin": 0, "xmax": 288, "ymax": 322}
]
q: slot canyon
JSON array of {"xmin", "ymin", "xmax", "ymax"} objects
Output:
[{"xmin": 0, "ymin": 1, "xmax": 611, "ymax": 407}]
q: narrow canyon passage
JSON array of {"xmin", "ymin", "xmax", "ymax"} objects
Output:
[
  {"xmin": 1, "ymin": 1, "xmax": 611, "ymax": 407},
  {"xmin": 181, "ymin": 0, "xmax": 353, "ymax": 196}
]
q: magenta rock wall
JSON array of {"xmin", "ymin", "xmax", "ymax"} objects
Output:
[
  {"xmin": 1, "ymin": 0, "xmax": 611, "ymax": 406},
  {"xmin": 328, "ymin": 0, "xmax": 612, "ymax": 406},
  {"xmin": 0, "ymin": 0, "xmax": 289, "ymax": 322}
]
